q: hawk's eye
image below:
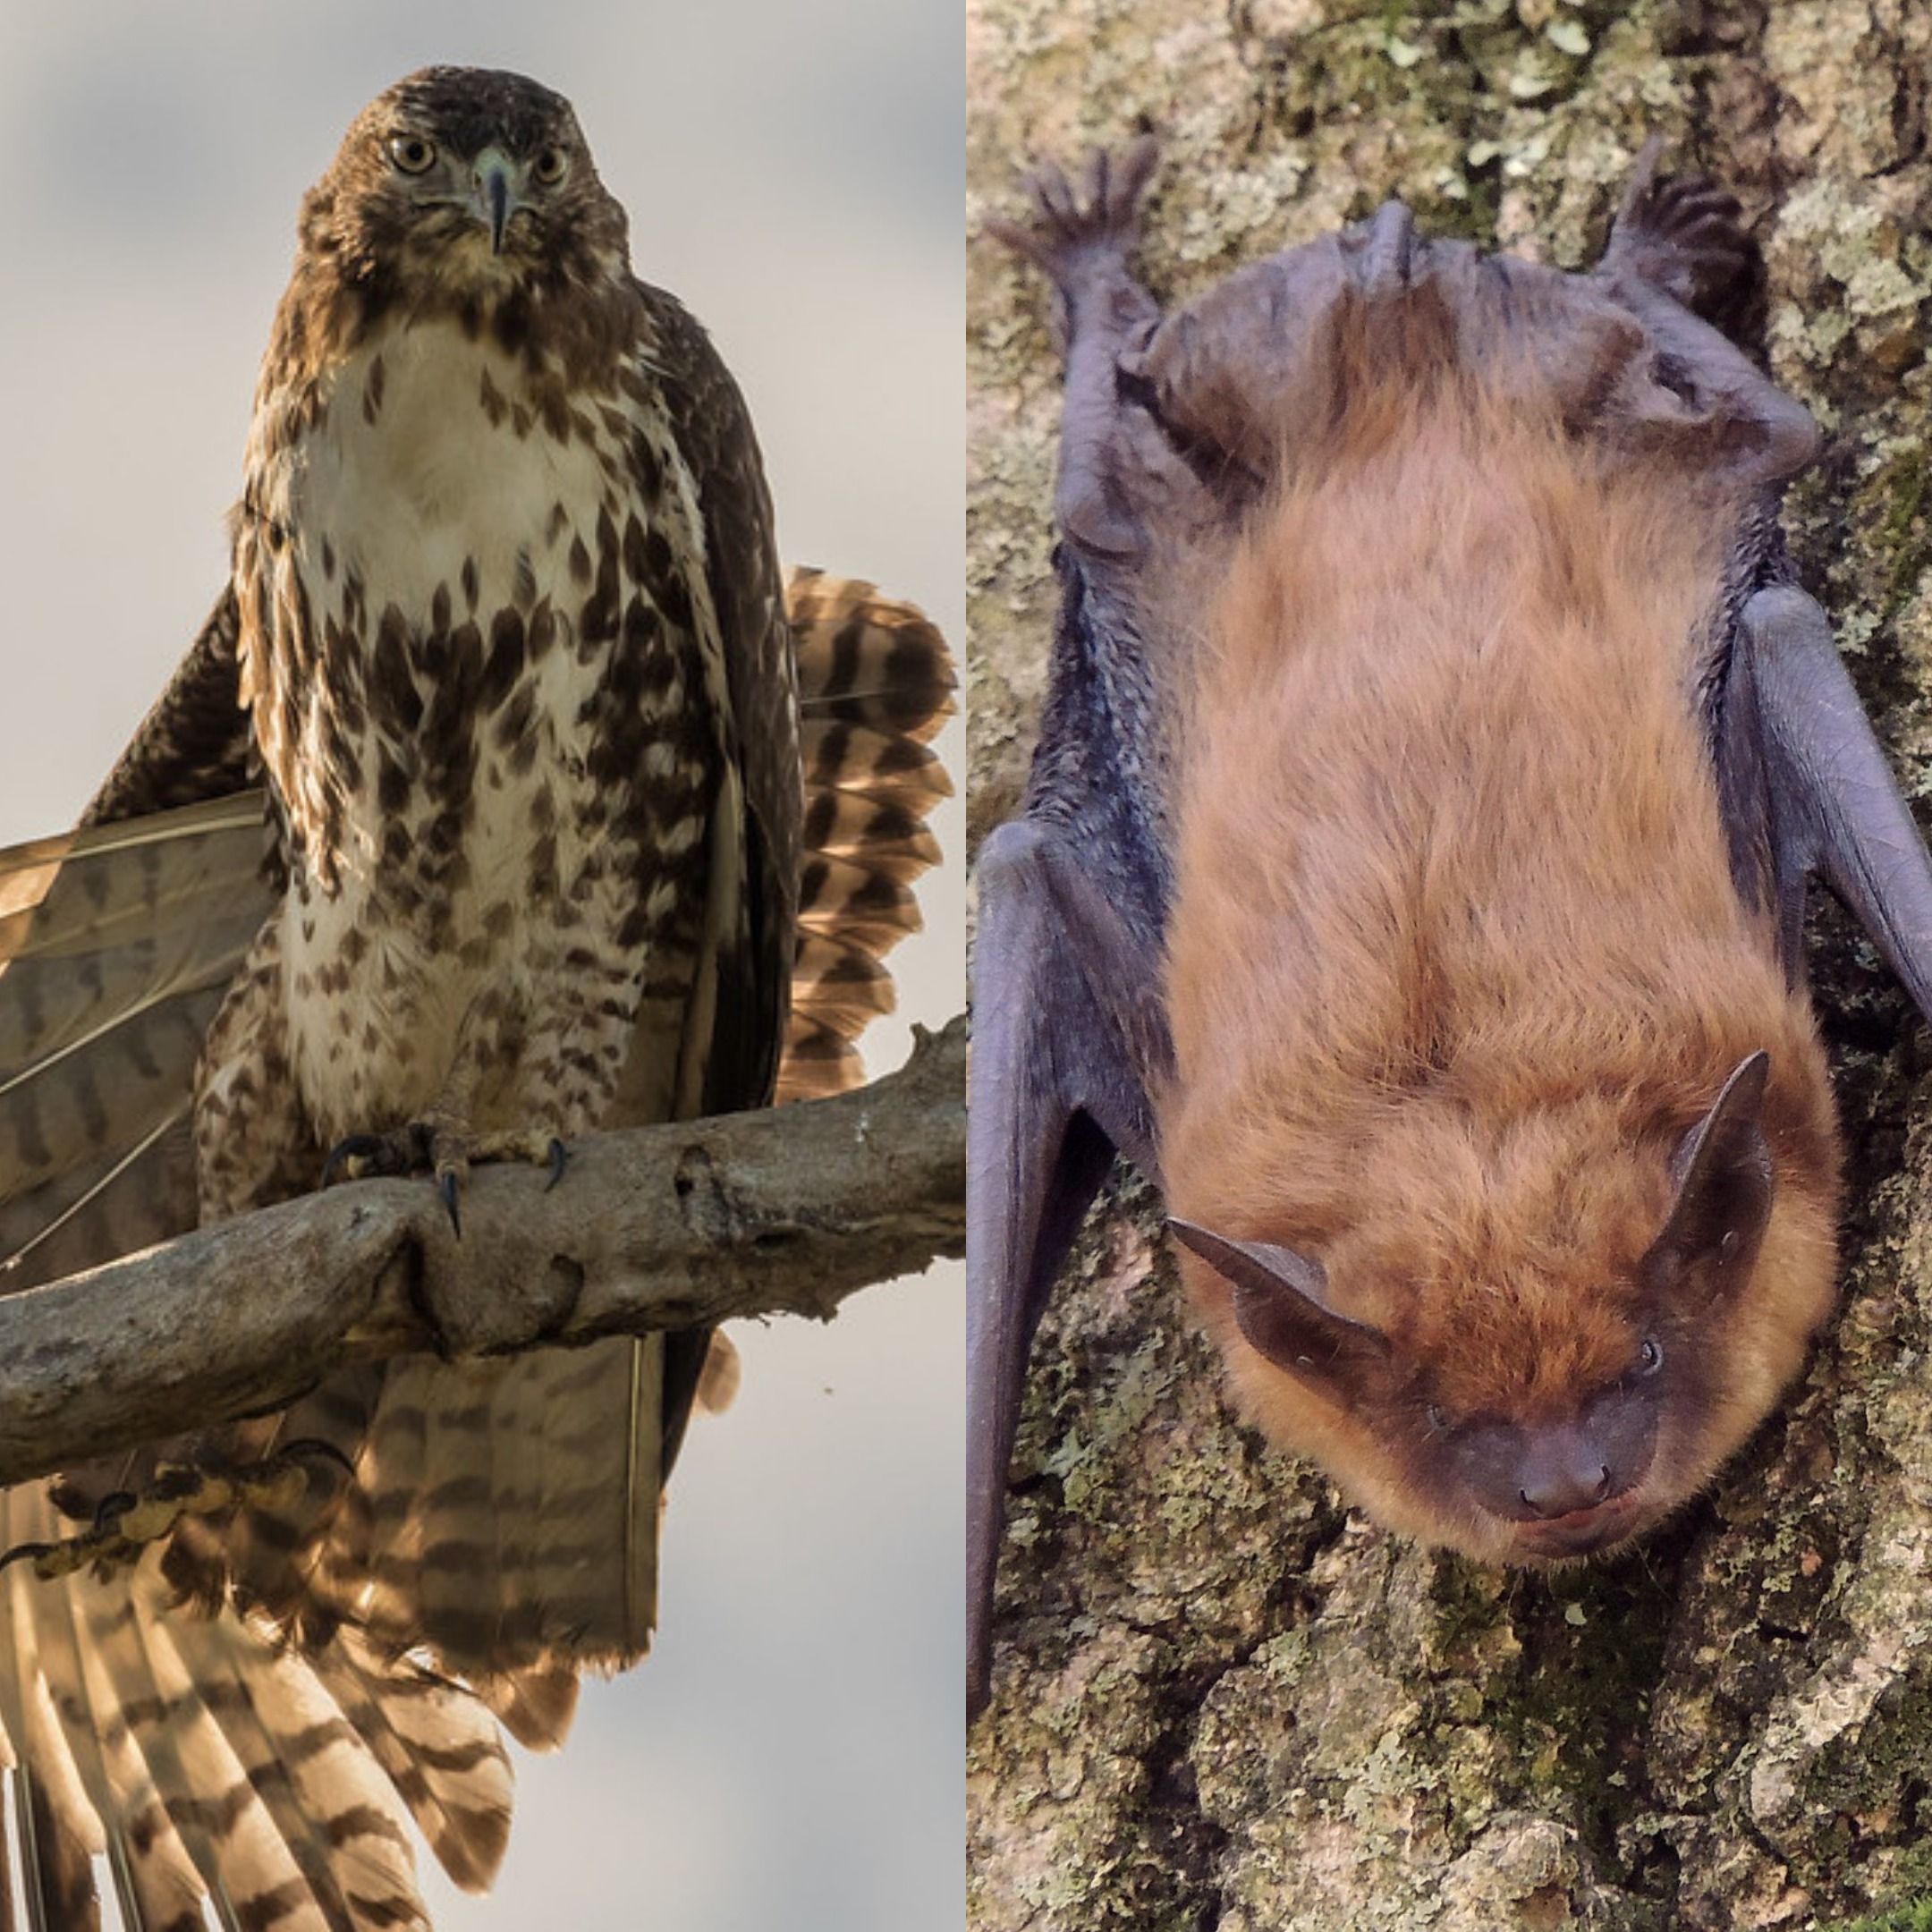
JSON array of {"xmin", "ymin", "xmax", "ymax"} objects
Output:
[
  {"xmin": 531, "ymin": 145, "xmax": 568, "ymax": 186},
  {"xmin": 388, "ymin": 133, "xmax": 437, "ymax": 175}
]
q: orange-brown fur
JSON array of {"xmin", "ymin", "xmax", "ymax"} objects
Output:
[{"xmin": 1158, "ymin": 304, "xmax": 1842, "ymax": 1563}]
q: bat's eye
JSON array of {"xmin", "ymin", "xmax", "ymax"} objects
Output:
[
  {"xmin": 531, "ymin": 145, "xmax": 568, "ymax": 186},
  {"xmin": 388, "ymin": 133, "xmax": 437, "ymax": 175},
  {"xmin": 1638, "ymin": 1338, "xmax": 1664, "ymax": 1376}
]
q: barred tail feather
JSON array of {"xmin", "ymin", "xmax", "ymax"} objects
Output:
[
  {"xmin": 343, "ymin": 1343, "xmax": 661, "ymax": 1698},
  {"xmin": 0, "ymin": 1488, "xmax": 107, "ymax": 1930}
]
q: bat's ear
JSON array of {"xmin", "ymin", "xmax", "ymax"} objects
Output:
[
  {"xmin": 1648, "ymin": 1050, "xmax": 1775, "ymax": 1294},
  {"xmin": 1170, "ymin": 1218, "xmax": 1391, "ymax": 1393}
]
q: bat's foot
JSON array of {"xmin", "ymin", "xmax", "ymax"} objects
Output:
[
  {"xmin": 986, "ymin": 137, "xmax": 1161, "ymax": 336},
  {"xmin": 321, "ymin": 1122, "xmax": 569, "ymax": 1236},
  {"xmin": 1606, "ymin": 139, "xmax": 1767, "ymax": 344},
  {"xmin": 3, "ymin": 1441, "xmax": 354, "ymax": 1582}
]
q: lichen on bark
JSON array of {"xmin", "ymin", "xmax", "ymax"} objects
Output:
[{"xmin": 967, "ymin": 2, "xmax": 1932, "ymax": 1926}]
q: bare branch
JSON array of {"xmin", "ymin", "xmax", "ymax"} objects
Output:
[{"xmin": 0, "ymin": 1014, "xmax": 965, "ymax": 1490}]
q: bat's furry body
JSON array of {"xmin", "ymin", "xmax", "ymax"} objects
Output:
[{"xmin": 968, "ymin": 143, "xmax": 1932, "ymax": 1713}]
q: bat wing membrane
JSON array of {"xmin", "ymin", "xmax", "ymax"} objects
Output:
[
  {"xmin": 1723, "ymin": 584, "xmax": 1932, "ymax": 1021},
  {"xmin": 967, "ymin": 819, "xmax": 1169, "ymax": 1711}
]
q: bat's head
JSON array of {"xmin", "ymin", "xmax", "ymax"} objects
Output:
[
  {"xmin": 1170, "ymin": 1046, "xmax": 1841, "ymax": 1567},
  {"xmin": 298, "ymin": 67, "xmax": 631, "ymax": 318}
]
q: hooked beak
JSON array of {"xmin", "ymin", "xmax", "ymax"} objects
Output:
[{"xmin": 470, "ymin": 147, "xmax": 519, "ymax": 255}]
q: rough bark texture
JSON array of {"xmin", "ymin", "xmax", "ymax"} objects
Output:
[
  {"xmin": 0, "ymin": 1016, "xmax": 964, "ymax": 1493},
  {"xmin": 967, "ymin": 4, "xmax": 1931, "ymax": 1928}
]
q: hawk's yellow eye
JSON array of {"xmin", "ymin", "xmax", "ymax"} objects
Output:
[
  {"xmin": 531, "ymin": 145, "xmax": 568, "ymax": 186},
  {"xmin": 388, "ymin": 133, "xmax": 436, "ymax": 175}
]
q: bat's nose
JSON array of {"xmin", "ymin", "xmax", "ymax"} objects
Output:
[
  {"xmin": 1512, "ymin": 1419, "xmax": 1642, "ymax": 1527},
  {"xmin": 1518, "ymin": 1450, "xmax": 1616, "ymax": 1521}
]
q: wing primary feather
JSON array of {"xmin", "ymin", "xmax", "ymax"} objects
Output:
[{"xmin": 1, "ymin": 1107, "xmax": 186, "ymax": 1279}]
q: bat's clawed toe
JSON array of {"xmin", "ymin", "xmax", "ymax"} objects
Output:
[
  {"xmin": 1606, "ymin": 146, "xmax": 1767, "ymax": 342},
  {"xmin": 987, "ymin": 135, "xmax": 1161, "ymax": 306}
]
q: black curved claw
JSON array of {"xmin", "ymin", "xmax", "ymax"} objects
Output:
[
  {"xmin": 547, "ymin": 1138, "xmax": 569, "ymax": 1191},
  {"xmin": 277, "ymin": 1436, "xmax": 359, "ymax": 1481},
  {"xmin": 150, "ymin": 1463, "xmax": 210, "ymax": 1503},
  {"xmin": 1606, "ymin": 140, "xmax": 1766, "ymax": 343},
  {"xmin": 0, "ymin": 1539, "xmax": 54, "ymax": 1576},
  {"xmin": 322, "ymin": 1133, "xmax": 389, "ymax": 1189},
  {"xmin": 439, "ymin": 1167, "xmax": 462, "ymax": 1238},
  {"xmin": 91, "ymin": 1489, "xmax": 137, "ymax": 1533}
]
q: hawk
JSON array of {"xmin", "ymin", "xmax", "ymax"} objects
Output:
[{"xmin": 0, "ymin": 67, "xmax": 953, "ymax": 1929}]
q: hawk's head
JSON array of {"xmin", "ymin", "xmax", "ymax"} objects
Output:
[{"xmin": 293, "ymin": 67, "xmax": 632, "ymax": 343}]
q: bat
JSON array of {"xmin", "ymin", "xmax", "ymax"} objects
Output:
[{"xmin": 967, "ymin": 137, "xmax": 1932, "ymax": 1717}]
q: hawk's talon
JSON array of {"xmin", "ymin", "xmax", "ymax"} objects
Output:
[
  {"xmin": 92, "ymin": 1490, "xmax": 139, "ymax": 1534},
  {"xmin": 318, "ymin": 1120, "xmax": 565, "ymax": 1233},
  {"xmin": 4, "ymin": 1441, "xmax": 356, "ymax": 1584},
  {"xmin": 277, "ymin": 1436, "xmax": 358, "ymax": 1481},
  {"xmin": 322, "ymin": 1132, "xmax": 394, "ymax": 1189},
  {"xmin": 47, "ymin": 1477, "xmax": 96, "ymax": 1523},
  {"xmin": 438, "ymin": 1165, "xmax": 464, "ymax": 1238}
]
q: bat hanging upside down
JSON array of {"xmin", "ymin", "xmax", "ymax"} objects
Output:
[{"xmin": 968, "ymin": 138, "xmax": 1932, "ymax": 1715}]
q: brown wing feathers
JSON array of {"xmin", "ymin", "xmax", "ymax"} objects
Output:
[
  {"xmin": 781, "ymin": 569, "xmax": 956, "ymax": 1103},
  {"xmin": 0, "ymin": 796, "xmax": 271, "ymax": 1296},
  {"xmin": 77, "ymin": 590, "xmax": 251, "ymax": 833}
]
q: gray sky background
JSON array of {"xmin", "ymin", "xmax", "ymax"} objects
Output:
[{"xmin": 0, "ymin": 6, "xmax": 962, "ymax": 1928}]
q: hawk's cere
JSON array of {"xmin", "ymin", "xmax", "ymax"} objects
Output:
[{"xmin": 0, "ymin": 66, "xmax": 953, "ymax": 1930}]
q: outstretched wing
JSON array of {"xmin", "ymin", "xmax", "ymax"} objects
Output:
[
  {"xmin": 79, "ymin": 589, "xmax": 254, "ymax": 832},
  {"xmin": 0, "ymin": 794, "xmax": 269, "ymax": 1294}
]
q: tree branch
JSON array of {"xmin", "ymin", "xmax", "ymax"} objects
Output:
[{"xmin": 0, "ymin": 1014, "xmax": 964, "ymax": 1491}]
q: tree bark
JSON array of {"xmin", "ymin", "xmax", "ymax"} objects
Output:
[
  {"xmin": 967, "ymin": 3, "xmax": 1932, "ymax": 1927},
  {"xmin": 0, "ymin": 1016, "xmax": 964, "ymax": 1493}
]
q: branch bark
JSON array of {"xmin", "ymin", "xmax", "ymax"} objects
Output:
[{"xmin": 0, "ymin": 1014, "xmax": 964, "ymax": 1492}]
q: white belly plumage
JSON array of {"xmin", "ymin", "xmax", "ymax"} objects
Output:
[{"xmin": 241, "ymin": 318, "xmax": 716, "ymax": 1143}]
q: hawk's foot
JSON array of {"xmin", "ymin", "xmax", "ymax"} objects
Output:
[
  {"xmin": 2, "ymin": 1440, "xmax": 355, "ymax": 1582},
  {"xmin": 320, "ymin": 1122, "xmax": 568, "ymax": 1236}
]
